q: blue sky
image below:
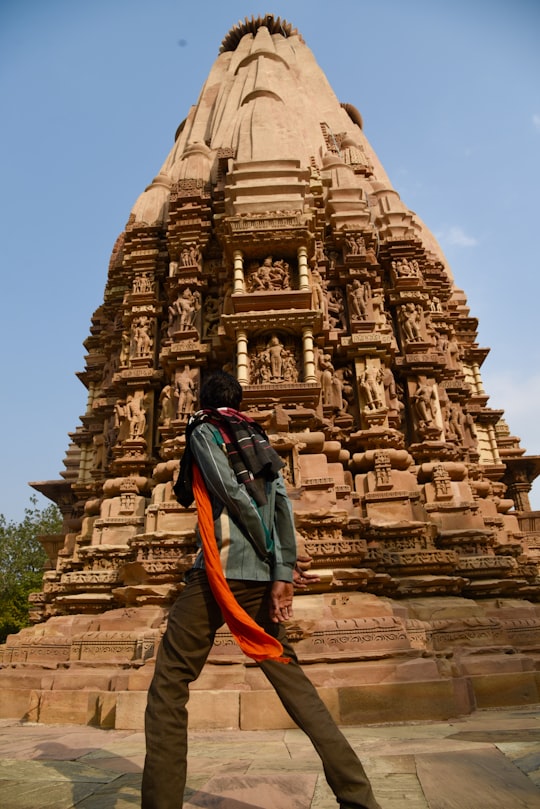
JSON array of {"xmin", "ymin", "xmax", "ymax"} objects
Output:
[{"xmin": 1, "ymin": 0, "xmax": 539, "ymax": 520}]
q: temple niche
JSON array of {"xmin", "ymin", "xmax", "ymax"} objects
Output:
[{"xmin": 3, "ymin": 15, "xmax": 540, "ymax": 730}]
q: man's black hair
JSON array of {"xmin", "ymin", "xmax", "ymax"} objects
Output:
[{"xmin": 199, "ymin": 370, "xmax": 243, "ymax": 410}]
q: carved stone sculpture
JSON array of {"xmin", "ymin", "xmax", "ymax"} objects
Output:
[
  {"xmin": 174, "ymin": 366, "xmax": 197, "ymax": 421},
  {"xmin": 327, "ymin": 288, "xmax": 347, "ymax": 330},
  {"xmin": 412, "ymin": 382, "xmax": 441, "ymax": 437},
  {"xmin": 246, "ymin": 256, "xmax": 291, "ymax": 292},
  {"xmin": 131, "ymin": 316, "xmax": 153, "ymax": 358},
  {"xmin": 168, "ymin": 288, "xmax": 198, "ymax": 336},
  {"xmin": 126, "ymin": 394, "xmax": 146, "ymax": 440},
  {"xmin": 348, "ymin": 279, "xmax": 371, "ymax": 321},
  {"xmin": 358, "ymin": 366, "xmax": 383, "ymax": 412},
  {"xmin": 400, "ymin": 302, "xmax": 424, "ymax": 342}
]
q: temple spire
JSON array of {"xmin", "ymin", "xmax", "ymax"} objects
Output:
[
  {"xmin": 13, "ymin": 15, "xmax": 540, "ymax": 731},
  {"xmin": 34, "ymin": 11, "xmax": 540, "ymax": 613}
]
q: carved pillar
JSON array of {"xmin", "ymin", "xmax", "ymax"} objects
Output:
[
  {"xmin": 86, "ymin": 381, "xmax": 97, "ymax": 415},
  {"xmin": 233, "ymin": 249, "xmax": 245, "ymax": 293},
  {"xmin": 236, "ymin": 329, "xmax": 249, "ymax": 384},
  {"xmin": 302, "ymin": 327, "xmax": 317, "ymax": 383},
  {"xmin": 487, "ymin": 424, "xmax": 501, "ymax": 464},
  {"xmin": 471, "ymin": 361, "xmax": 486, "ymax": 396},
  {"xmin": 508, "ymin": 484, "xmax": 532, "ymax": 512},
  {"xmin": 297, "ymin": 245, "xmax": 310, "ymax": 290},
  {"xmin": 78, "ymin": 442, "xmax": 92, "ymax": 484}
]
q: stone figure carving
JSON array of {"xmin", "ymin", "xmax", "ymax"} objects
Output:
[
  {"xmin": 327, "ymin": 250, "xmax": 339, "ymax": 270},
  {"xmin": 159, "ymin": 319, "xmax": 169, "ymax": 346},
  {"xmin": 250, "ymin": 335, "xmax": 298, "ymax": 383},
  {"xmin": 131, "ymin": 316, "xmax": 153, "ymax": 358},
  {"xmin": 174, "ymin": 366, "xmax": 197, "ymax": 421},
  {"xmin": 202, "ymin": 294, "xmax": 220, "ymax": 338},
  {"xmin": 180, "ymin": 246, "xmax": 192, "ymax": 267},
  {"xmin": 334, "ymin": 366, "xmax": 354, "ymax": 414},
  {"xmin": 462, "ymin": 410, "xmax": 477, "ymax": 447},
  {"xmin": 312, "ymin": 241, "xmax": 326, "ymax": 264},
  {"xmin": 158, "ymin": 384, "xmax": 176, "ymax": 427},
  {"xmin": 446, "ymin": 329, "xmax": 461, "ymax": 369},
  {"xmin": 104, "ymin": 416, "xmax": 117, "ymax": 463},
  {"xmin": 433, "ymin": 464, "xmax": 452, "ymax": 499},
  {"xmin": 435, "ymin": 332, "xmax": 447, "ymax": 352},
  {"xmin": 179, "ymin": 243, "xmax": 201, "ymax": 267},
  {"xmin": 359, "ymin": 366, "xmax": 384, "ymax": 411},
  {"xmin": 348, "ymin": 280, "xmax": 371, "ymax": 321},
  {"xmin": 374, "ymin": 451, "xmax": 392, "ymax": 489},
  {"xmin": 442, "ymin": 406, "xmax": 455, "ymax": 441},
  {"xmin": 371, "ymin": 293, "xmax": 389, "ymax": 331},
  {"xmin": 328, "ymin": 288, "xmax": 347, "ymax": 330},
  {"xmin": 399, "ymin": 302, "xmax": 424, "ymax": 342},
  {"xmin": 246, "ymin": 256, "xmax": 291, "ymax": 292},
  {"xmin": 114, "ymin": 396, "xmax": 140, "ymax": 443},
  {"xmin": 344, "ymin": 233, "xmax": 366, "ymax": 256},
  {"xmin": 318, "ymin": 353, "xmax": 343, "ymax": 409},
  {"xmin": 445, "ymin": 404, "xmax": 464, "ymax": 442},
  {"xmin": 435, "ymin": 330, "xmax": 460, "ymax": 368},
  {"xmin": 119, "ymin": 330, "xmax": 131, "ymax": 366},
  {"xmin": 221, "ymin": 282, "xmax": 234, "ymax": 315},
  {"xmin": 412, "ymin": 382, "xmax": 439, "ymax": 431},
  {"xmin": 92, "ymin": 433, "xmax": 105, "ymax": 472},
  {"xmin": 101, "ymin": 353, "xmax": 118, "ymax": 388},
  {"xmin": 126, "ymin": 394, "xmax": 147, "ymax": 440},
  {"xmin": 365, "ymin": 242, "xmax": 378, "ymax": 263},
  {"xmin": 250, "ymin": 352, "xmax": 270, "ymax": 384},
  {"xmin": 392, "ymin": 258, "xmax": 421, "ymax": 278},
  {"xmin": 191, "ymin": 289, "xmax": 202, "ymax": 333},
  {"xmin": 319, "ymin": 353, "xmax": 334, "ymax": 406},
  {"xmin": 281, "ymin": 349, "xmax": 299, "ymax": 382},
  {"xmin": 380, "ymin": 366, "xmax": 403, "ymax": 421},
  {"xmin": 311, "ymin": 269, "xmax": 328, "ymax": 319},
  {"xmin": 168, "ymin": 288, "xmax": 198, "ymax": 336},
  {"xmin": 132, "ymin": 273, "xmax": 154, "ymax": 294},
  {"xmin": 267, "ymin": 335, "xmax": 285, "ymax": 379},
  {"xmin": 430, "ymin": 296, "xmax": 443, "ymax": 313}
]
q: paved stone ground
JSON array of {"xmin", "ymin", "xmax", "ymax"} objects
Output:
[{"xmin": 0, "ymin": 706, "xmax": 539, "ymax": 808}]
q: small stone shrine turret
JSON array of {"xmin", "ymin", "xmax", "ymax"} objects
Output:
[{"xmin": 3, "ymin": 16, "xmax": 540, "ymax": 729}]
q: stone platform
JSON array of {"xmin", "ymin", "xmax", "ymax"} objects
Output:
[
  {"xmin": 1, "ymin": 706, "xmax": 539, "ymax": 808},
  {"xmin": 4, "ymin": 594, "xmax": 540, "ymax": 732}
]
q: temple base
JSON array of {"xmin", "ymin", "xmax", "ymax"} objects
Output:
[{"xmin": 2, "ymin": 594, "xmax": 539, "ymax": 729}]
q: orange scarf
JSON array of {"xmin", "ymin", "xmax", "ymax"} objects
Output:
[{"xmin": 192, "ymin": 462, "xmax": 289, "ymax": 663}]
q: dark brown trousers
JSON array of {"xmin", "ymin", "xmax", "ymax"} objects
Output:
[{"xmin": 141, "ymin": 570, "xmax": 380, "ymax": 809}]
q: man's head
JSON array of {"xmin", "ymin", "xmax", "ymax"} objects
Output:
[{"xmin": 199, "ymin": 370, "xmax": 242, "ymax": 410}]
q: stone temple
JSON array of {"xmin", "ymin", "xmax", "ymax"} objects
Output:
[{"xmin": 2, "ymin": 15, "xmax": 540, "ymax": 729}]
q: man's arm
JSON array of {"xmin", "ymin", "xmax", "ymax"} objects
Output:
[
  {"xmin": 268, "ymin": 473, "xmax": 297, "ymax": 622},
  {"xmin": 189, "ymin": 423, "xmax": 271, "ymax": 560},
  {"xmin": 272, "ymin": 474, "xmax": 296, "ymax": 581}
]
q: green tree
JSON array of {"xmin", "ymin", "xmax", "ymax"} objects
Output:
[{"xmin": 0, "ymin": 497, "xmax": 62, "ymax": 643}]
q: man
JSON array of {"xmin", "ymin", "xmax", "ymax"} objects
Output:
[{"xmin": 141, "ymin": 370, "xmax": 381, "ymax": 809}]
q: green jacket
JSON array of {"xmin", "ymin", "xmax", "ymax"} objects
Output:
[{"xmin": 190, "ymin": 422, "xmax": 296, "ymax": 582}]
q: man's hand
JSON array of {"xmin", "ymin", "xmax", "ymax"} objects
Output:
[
  {"xmin": 293, "ymin": 554, "xmax": 320, "ymax": 589},
  {"xmin": 269, "ymin": 580, "xmax": 294, "ymax": 623}
]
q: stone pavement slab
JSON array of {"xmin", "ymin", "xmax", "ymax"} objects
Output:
[
  {"xmin": 0, "ymin": 708, "xmax": 540, "ymax": 808},
  {"xmin": 416, "ymin": 748, "xmax": 540, "ymax": 808},
  {"xmin": 184, "ymin": 773, "xmax": 318, "ymax": 809}
]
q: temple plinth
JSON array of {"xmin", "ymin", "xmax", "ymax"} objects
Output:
[{"xmin": 2, "ymin": 15, "xmax": 540, "ymax": 730}]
